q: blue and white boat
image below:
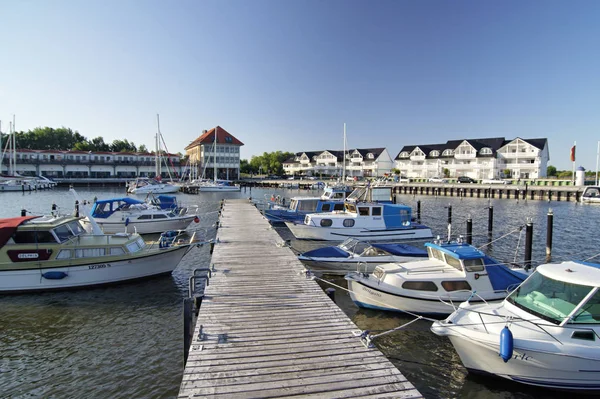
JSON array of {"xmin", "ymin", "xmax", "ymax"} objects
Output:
[
  {"xmin": 285, "ymin": 197, "xmax": 432, "ymax": 241},
  {"xmin": 432, "ymin": 260, "xmax": 600, "ymax": 391},
  {"xmin": 263, "ymin": 184, "xmax": 354, "ymax": 224},
  {"xmin": 345, "ymin": 239, "xmax": 529, "ymax": 315},
  {"xmin": 298, "ymin": 237, "xmax": 427, "ymax": 273},
  {"xmin": 82, "ymin": 196, "xmax": 199, "ymax": 234}
]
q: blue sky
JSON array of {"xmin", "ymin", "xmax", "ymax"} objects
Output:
[{"xmin": 1, "ymin": 0, "xmax": 599, "ymax": 170}]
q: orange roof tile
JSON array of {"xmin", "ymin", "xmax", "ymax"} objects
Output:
[{"xmin": 185, "ymin": 126, "xmax": 244, "ymax": 150}]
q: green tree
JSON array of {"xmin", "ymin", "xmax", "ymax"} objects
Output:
[
  {"xmin": 90, "ymin": 137, "xmax": 110, "ymax": 152},
  {"xmin": 138, "ymin": 144, "xmax": 148, "ymax": 153},
  {"xmin": 110, "ymin": 139, "xmax": 137, "ymax": 152},
  {"xmin": 547, "ymin": 165, "xmax": 557, "ymax": 177},
  {"xmin": 392, "ymin": 168, "xmax": 401, "ymax": 175},
  {"xmin": 443, "ymin": 168, "xmax": 450, "ymax": 178}
]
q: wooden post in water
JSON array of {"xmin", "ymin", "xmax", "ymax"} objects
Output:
[
  {"xmin": 417, "ymin": 200, "xmax": 421, "ymax": 223},
  {"xmin": 525, "ymin": 219, "xmax": 533, "ymax": 269},
  {"xmin": 487, "ymin": 205, "xmax": 494, "ymax": 240},
  {"xmin": 546, "ymin": 209, "xmax": 553, "ymax": 260},
  {"xmin": 466, "ymin": 215, "xmax": 472, "ymax": 245},
  {"xmin": 447, "ymin": 205, "xmax": 452, "ymax": 225}
]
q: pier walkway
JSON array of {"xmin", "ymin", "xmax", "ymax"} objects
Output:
[{"xmin": 178, "ymin": 199, "xmax": 422, "ymax": 399}]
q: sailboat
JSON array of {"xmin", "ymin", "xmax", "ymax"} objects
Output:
[
  {"xmin": 198, "ymin": 126, "xmax": 240, "ymax": 192},
  {"xmin": 128, "ymin": 115, "xmax": 179, "ymax": 194}
]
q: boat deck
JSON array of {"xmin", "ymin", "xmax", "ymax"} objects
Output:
[{"xmin": 179, "ymin": 199, "xmax": 422, "ymax": 398}]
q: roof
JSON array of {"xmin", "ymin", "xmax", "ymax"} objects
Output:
[
  {"xmin": 395, "ymin": 137, "xmax": 526, "ymax": 160},
  {"xmin": 0, "ymin": 216, "xmax": 40, "ymax": 247},
  {"xmin": 185, "ymin": 126, "xmax": 244, "ymax": 150},
  {"xmin": 354, "ymin": 148, "xmax": 385, "ymax": 159}
]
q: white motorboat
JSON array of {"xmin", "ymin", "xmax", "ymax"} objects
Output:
[
  {"xmin": 432, "ymin": 260, "xmax": 600, "ymax": 391},
  {"xmin": 285, "ymin": 199, "xmax": 432, "ymax": 241},
  {"xmin": 81, "ymin": 195, "xmax": 199, "ymax": 234},
  {"xmin": 298, "ymin": 237, "xmax": 427, "ymax": 273},
  {"xmin": 198, "ymin": 179, "xmax": 241, "ymax": 192},
  {"xmin": 0, "ymin": 214, "xmax": 198, "ymax": 293},
  {"xmin": 581, "ymin": 186, "xmax": 600, "ymax": 204},
  {"xmin": 345, "ymin": 240, "xmax": 529, "ymax": 315},
  {"xmin": 127, "ymin": 177, "xmax": 179, "ymax": 194}
]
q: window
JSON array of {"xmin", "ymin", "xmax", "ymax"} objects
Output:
[
  {"xmin": 430, "ymin": 150, "xmax": 439, "ymax": 157},
  {"xmin": 67, "ymin": 221, "xmax": 86, "ymax": 236},
  {"xmin": 428, "ymin": 247, "xmax": 445, "ymax": 262},
  {"xmin": 320, "ymin": 219, "xmax": 333, "ymax": 227},
  {"xmin": 463, "ymin": 258, "xmax": 485, "ymax": 272},
  {"xmin": 400, "ymin": 152, "xmax": 409, "ymax": 158},
  {"xmin": 442, "ymin": 149, "xmax": 454, "ymax": 156},
  {"xmin": 372, "ymin": 207, "xmax": 382, "ymax": 216},
  {"xmin": 343, "ymin": 219, "xmax": 355, "ymax": 227},
  {"xmin": 110, "ymin": 247, "xmax": 126, "ymax": 256},
  {"xmin": 402, "ymin": 281, "xmax": 439, "ymax": 291},
  {"xmin": 153, "ymin": 214, "xmax": 168, "ymax": 219},
  {"xmin": 56, "ymin": 249, "xmax": 72, "ymax": 259},
  {"xmin": 442, "ymin": 281, "xmax": 472, "ymax": 292},
  {"xmin": 321, "ymin": 204, "xmax": 331, "ymax": 211},
  {"xmin": 480, "ymin": 148, "xmax": 492, "ymax": 155},
  {"xmin": 358, "ymin": 207, "xmax": 370, "ymax": 216},
  {"xmin": 53, "ymin": 225, "xmax": 74, "ymax": 242},
  {"xmin": 75, "ymin": 248, "xmax": 106, "ymax": 258},
  {"xmin": 136, "ymin": 237, "xmax": 146, "ymax": 249},
  {"xmin": 138, "ymin": 215, "xmax": 152, "ymax": 220},
  {"xmin": 445, "ymin": 255, "xmax": 463, "ymax": 271},
  {"xmin": 333, "ymin": 203, "xmax": 345, "ymax": 211},
  {"xmin": 126, "ymin": 241, "xmax": 141, "ymax": 253}
]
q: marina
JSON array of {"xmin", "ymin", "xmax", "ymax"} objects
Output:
[{"xmin": 1, "ymin": 187, "xmax": 600, "ymax": 398}]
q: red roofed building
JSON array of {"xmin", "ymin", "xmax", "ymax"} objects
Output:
[{"xmin": 185, "ymin": 126, "xmax": 244, "ymax": 180}]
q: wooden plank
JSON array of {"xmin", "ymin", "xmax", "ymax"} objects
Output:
[{"xmin": 179, "ymin": 199, "xmax": 422, "ymax": 399}]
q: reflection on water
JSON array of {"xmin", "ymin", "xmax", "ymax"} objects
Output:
[{"xmin": 1, "ymin": 186, "xmax": 598, "ymax": 398}]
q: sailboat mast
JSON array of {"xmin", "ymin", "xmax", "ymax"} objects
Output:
[
  {"xmin": 213, "ymin": 126, "xmax": 217, "ymax": 182},
  {"xmin": 342, "ymin": 123, "xmax": 346, "ymax": 182},
  {"xmin": 12, "ymin": 115, "xmax": 16, "ymax": 176},
  {"xmin": 156, "ymin": 114, "xmax": 162, "ymax": 179},
  {"xmin": 8, "ymin": 121, "xmax": 14, "ymax": 175}
]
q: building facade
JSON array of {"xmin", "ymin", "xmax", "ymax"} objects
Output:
[
  {"xmin": 0, "ymin": 150, "xmax": 182, "ymax": 179},
  {"xmin": 283, "ymin": 148, "xmax": 394, "ymax": 178},
  {"xmin": 395, "ymin": 137, "xmax": 549, "ymax": 180},
  {"xmin": 184, "ymin": 126, "xmax": 244, "ymax": 181}
]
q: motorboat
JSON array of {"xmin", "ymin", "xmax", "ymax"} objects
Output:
[
  {"xmin": 0, "ymin": 214, "xmax": 198, "ymax": 293},
  {"xmin": 263, "ymin": 184, "xmax": 354, "ymax": 224},
  {"xmin": 298, "ymin": 237, "xmax": 427, "ymax": 273},
  {"xmin": 345, "ymin": 239, "xmax": 529, "ymax": 315},
  {"xmin": 198, "ymin": 179, "xmax": 240, "ymax": 192},
  {"xmin": 431, "ymin": 260, "xmax": 600, "ymax": 391},
  {"xmin": 81, "ymin": 195, "xmax": 199, "ymax": 234},
  {"xmin": 127, "ymin": 177, "xmax": 179, "ymax": 194},
  {"xmin": 581, "ymin": 186, "xmax": 600, "ymax": 204},
  {"xmin": 284, "ymin": 199, "xmax": 432, "ymax": 241}
]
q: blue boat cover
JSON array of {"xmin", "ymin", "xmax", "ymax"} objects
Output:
[
  {"xmin": 91, "ymin": 197, "xmax": 145, "ymax": 218},
  {"xmin": 301, "ymin": 246, "xmax": 351, "ymax": 259},
  {"xmin": 94, "ymin": 197, "xmax": 144, "ymax": 206},
  {"xmin": 482, "ymin": 255, "xmax": 528, "ymax": 291},
  {"xmin": 371, "ymin": 243, "xmax": 428, "ymax": 257},
  {"xmin": 155, "ymin": 195, "xmax": 177, "ymax": 210}
]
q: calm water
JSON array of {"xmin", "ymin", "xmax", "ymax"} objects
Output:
[{"xmin": 1, "ymin": 186, "xmax": 599, "ymax": 398}]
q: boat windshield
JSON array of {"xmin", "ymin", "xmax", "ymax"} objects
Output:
[
  {"xmin": 339, "ymin": 238, "xmax": 359, "ymax": 251},
  {"xmin": 506, "ymin": 271, "xmax": 594, "ymax": 324},
  {"xmin": 296, "ymin": 199, "xmax": 319, "ymax": 212}
]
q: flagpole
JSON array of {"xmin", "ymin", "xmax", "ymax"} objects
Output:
[{"xmin": 572, "ymin": 141, "xmax": 576, "ymax": 185}]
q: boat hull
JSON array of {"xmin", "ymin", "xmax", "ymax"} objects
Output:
[
  {"xmin": 198, "ymin": 185, "xmax": 240, "ymax": 192},
  {"xmin": 286, "ymin": 223, "xmax": 433, "ymax": 241},
  {"xmin": 299, "ymin": 255, "xmax": 418, "ymax": 274},
  {"xmin": 83, "ymin": 216, "xmax": 196, "ymax": 234},
  {"xmin": 129, "ymin": 185, "xmax": 179, "ymax": 194},
  {"xmin": 0, "ymin": 245, "xmax": 190, "ymax": 293},
  {"xmin": 444, "ymin": 333, "xmax": 600, "ymax": 390}
]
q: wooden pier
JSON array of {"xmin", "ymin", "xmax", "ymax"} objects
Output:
[{"xmin": 179, "ymin": 199, "xmax": 422, "ymax": 398}]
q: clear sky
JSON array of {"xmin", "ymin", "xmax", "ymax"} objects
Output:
[{"xmin": 1, "ymin": 0, "xmax": 599, "ymax": 170}]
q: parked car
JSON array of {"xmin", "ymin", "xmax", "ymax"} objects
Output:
[
  {"xmin": 481, "ymin": 178, "xmax": 509, "ymax": 185},
  {"xmin": 457, "ymin": 176, "xmax": 476, "ymax": 184},
  {"xmin": 428, "ymin": 176, "xmax": 448, "ymax": 183}
]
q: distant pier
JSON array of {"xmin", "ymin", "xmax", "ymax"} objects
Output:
[{"xmin": 179, "ymin": 199, "xmax": 422, "ymax": 398}]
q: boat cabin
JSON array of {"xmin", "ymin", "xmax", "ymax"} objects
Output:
[{"xmin": 91, "ymin": 198, "xmax": 147, "ymax": 218}]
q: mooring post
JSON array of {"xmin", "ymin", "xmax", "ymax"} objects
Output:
[
  {"xmin": 20, "ymin": 209, "xmax": 26, "ymax": 217},
  {"xmin": 417, "ymin": 200, "xmax": 421, "ymax": 223},
  {"xmin": 183, "ymin": 297, "xmax": 193, "ymax": 366},
  {"xmin": 74, "ymin": 200, "xmax": 80, "ymax": 217},
  {"xmin": 325, "ymin": 288, "xmax": 336, "ymax": 302},
  {"xmin": 466, "ymin": 215, "xmax": 473, "ymax": 245},
  {"xmin": 525, "ymin": 219, "xmax": 533, "ymax": 269},
  {"xmin": 447, "ymin": 205, "xmax": 452, "ymax": 225},
  {"xmin": 487, "ymin": 205, "xmax": 494, "ymax": 240},
  {"xmin": 546, "ymin": 209, "xmax": 553, "ymax": 260}
]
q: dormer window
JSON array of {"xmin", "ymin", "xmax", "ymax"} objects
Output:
[
  {"xmin": 225, "ymin": 136, "xmax": 232, "ymax": 143},
  {"xmin": 480, "ymin": 148, "xmax": 492, "ymax": 155},
  {"xmin": 430, "ymin": 150, "xmax": 439, "ymax": 157},
  {"xmin": 367, "ymin": 153, "xmax": 374, "ymax": 159},
  {"xmin": 442, "ymin": 149, "xmax": 454, "ymax": 156},
  {"xmin": 400, "ymin": 152, "xmax": 410, "ymax": 158}
]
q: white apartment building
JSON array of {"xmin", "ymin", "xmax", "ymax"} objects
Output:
[
  {"xmin": 185, "ymin": 126, "xmax": 243, "ymax": 180},
  {"xmin": 283, "ymin": 148, "xmax": 394, "ymax": 178},
  {"xmin": 395, "ymin": 137, "xmax": 549, "ymax": 180},
  {"xmin": 1, "ymin": 149, "xmax": 182, "ymax": 178}
]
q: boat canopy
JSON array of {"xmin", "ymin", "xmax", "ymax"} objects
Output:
[
  {"xmin": 301, "ymin": 246, "xmax": 351, "ymax": 259},
  {"xmin": 0, "ymin": 216, "xmax": 39, "ymax": 247},
  {"xmin": 427, "ymin": 242, "xmax": 487, "ymax": 260},
  {"xmin": 91, "ymin": 198, "xmax": 145, "ymax": 218},
  {"xmin": 154, "ymin": 195, "xmax": 178, "ymax": 210},
  {"xmin": 482, "ymin": 255, "xmax": 528, "ymax": 291},
  {"xmin": 370, "ymin": 243, "xmax": 428, "ymax": 257}
]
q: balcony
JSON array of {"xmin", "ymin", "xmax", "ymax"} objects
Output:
[
  {"xmin": 454, "ymin": 153, "xmax": 476, "ymax": 159},
  {"xmin": 410, "ymin": 155, "xmax": 425, "ymax": 161}
]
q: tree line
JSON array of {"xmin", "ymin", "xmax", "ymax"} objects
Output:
[
  {"xmin": 240, "ymin": 151, "xmax": 295, "ymax": 176},
  {"xmin": 0, "ymin": 127, "xmax": 149, "ymax": 153}
]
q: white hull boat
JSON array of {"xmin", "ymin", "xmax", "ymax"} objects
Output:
[
  {"xmin": 82, "ymin": 196, "xmax": 198, "ymax": 234},
  {"xmin": 581, "ymin": 186, "xmax": 600, "ymax": 204},
  {"xmin": 346, "ymin": 240, "xmax": 529, "ymax": 315},
  {"xmin": 298, "ymin": 238, "xmax": 427, "ymax": 273},
  {"xmin": 432, "ymin": 260, "xmax": 600, "ymax": 391},
  {"xmin": 128, "ymin": 180, "xmax": 179, "ymax": 194},
  {"xmin": 198, "ymin": 182, "xmax": 240, "ymax": 192}
]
